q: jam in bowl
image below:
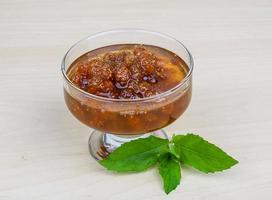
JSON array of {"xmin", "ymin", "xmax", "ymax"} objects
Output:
[{"xmin": 61, "ymin": 30, "xmax": 193, "ymax": 160}]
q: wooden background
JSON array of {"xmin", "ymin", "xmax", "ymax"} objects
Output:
[{"xmin": 0, "ymin": 0, "xmax": 272, "ymax": 199}]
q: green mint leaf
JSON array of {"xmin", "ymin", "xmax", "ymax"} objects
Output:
[
  {"xmin": 173, "ymin": 134, "xmax": 238, "ymax": 173},
  {"xmin": 99, "ymin": 136, "xmax": 168, "ymax": 172},
  {"xmin": 158, "ymin": 153, "xmax": 181, "ymax": 194}
]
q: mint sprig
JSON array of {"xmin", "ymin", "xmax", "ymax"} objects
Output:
[{"xmin": 99, "ymin": 134, "xmax": 238, "ymax": 194}]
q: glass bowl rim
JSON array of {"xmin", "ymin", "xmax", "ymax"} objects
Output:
[{"xmin": 61, "ymin": 28, "xmax": 194, "ymax": 103}]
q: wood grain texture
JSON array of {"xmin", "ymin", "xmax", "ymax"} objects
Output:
[{"xmin": 0, "ymin": 0, "xmax": 272, "ymax": 199}]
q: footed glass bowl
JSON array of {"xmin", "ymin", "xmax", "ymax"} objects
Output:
[{"xmin": 61, "ymin": 29, "xmax": 193, "ymax": 160}]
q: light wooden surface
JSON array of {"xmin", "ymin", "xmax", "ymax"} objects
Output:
[{"xmin": 1, "ymin": 0, "xmax": 272, "ymax": 199}]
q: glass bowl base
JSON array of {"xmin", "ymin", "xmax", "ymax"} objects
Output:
[{"xmin": 88, "ymin": 129, "xmax": 168, "ymax": 161}]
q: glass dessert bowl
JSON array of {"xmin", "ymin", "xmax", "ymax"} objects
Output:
[{"xmin": 61, "ymin": 29, "xmax": 193, "ymax": 160}]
